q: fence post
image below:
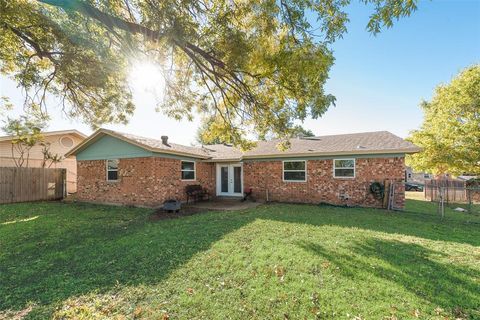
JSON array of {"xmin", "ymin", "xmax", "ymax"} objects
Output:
[
  {"xmin": 430, "ymin": 180, "xmax": 433, "ymax": 201},
  {"xmin": 438, "ymin": 186, "xmax": 445, "ymax": 219},
  {"xmin": 63, "ymin": 168, "xmax": 67, "ymax": 198}
]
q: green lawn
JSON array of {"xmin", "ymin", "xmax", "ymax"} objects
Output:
[{"xmin": 1, "ymin": 200, "xmax": 479, "ymax": 319}]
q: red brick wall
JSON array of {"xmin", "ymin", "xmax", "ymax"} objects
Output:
[
  {"xmin": 77, "ymin": 157, "xmax": 215, "ymax": 207},
  {"xmin": 77, "ymin": 156, "xmax": 405, "ymax": 209},
  {"xmin": 243, "ymin": 157, "xmax": 405, "ymax": 209}
]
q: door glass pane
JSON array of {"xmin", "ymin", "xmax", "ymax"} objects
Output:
[
  {"xmin": 221, "ymin": 167, "xmax": 229, "ymax": 192},
  {"xmin": 233, "ymin": 166, "xmax": 241, "ymax": 193}
]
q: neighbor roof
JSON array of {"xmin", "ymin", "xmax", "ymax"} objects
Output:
[
  {"xmin": 66, "ymin": 129, "xmax": 420, "ymax": 160},
  {"xmin": 0, "ymin": 129, "xmax": 87, "ymax": 142}
]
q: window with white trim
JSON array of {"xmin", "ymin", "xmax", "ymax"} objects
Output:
[
  {"xmin": 181, "ymin": 161, "xmax": 195, "ymax": 180},
  {"xmin": 106, "ymin": 159, "xmax": 119, "ymax": 181},
  {"xmin": 283, "ymin": 160, "xmax": 306, "ymax": 181},
  {"xmin": 333, "ymin": 159, "xmax": 355, "ymax": 178}
]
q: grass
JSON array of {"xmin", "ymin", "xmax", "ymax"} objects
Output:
[
  {"xmin": 0, "ymin": 200, "xmax": 479, "ymax": 319},
  {"xmin": 405, "ymin": 191, "xmax": 427, "ymax": 201}
]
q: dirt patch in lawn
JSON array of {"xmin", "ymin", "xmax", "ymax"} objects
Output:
[{"xmin": 149, "ymin": 207, "xmax": 212, "ymax": 221}]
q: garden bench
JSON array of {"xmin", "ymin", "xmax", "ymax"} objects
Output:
[{"xmin": 185, "ymin": 185, "xmax": 210, "ymax": 203}]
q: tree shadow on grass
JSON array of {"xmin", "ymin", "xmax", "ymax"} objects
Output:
[
  {"xmin": 0, "ymin": 202, "xmax": 255, "ymax": 316},
  {"xmin": 298, "ymin": 239, "xmax": 480, "ymax": 318},
  {"xmin": 1, "ymin": 200, "xmax": 479, "ymax": 317},
  {"xmin": 256, "ymin": 202, "xmax": 480, "ymax": 246}
]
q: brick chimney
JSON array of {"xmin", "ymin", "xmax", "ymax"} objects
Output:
[{"xmin": 161, "ymin": 136, "xmax": 169, "ymax": 145}]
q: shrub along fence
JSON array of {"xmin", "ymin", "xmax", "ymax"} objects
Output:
[{"xmin": 0, "ymin": 167, "xmax": 66, "ymax": 204}]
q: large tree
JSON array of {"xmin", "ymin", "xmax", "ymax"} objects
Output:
[
  {"xmin": 1, "ymin": 0, "xmax": 417, "ymax": 148},
  {"xmin": 196, "ymin": 116, "xmax": 314, "ymax": 145},
  {"xmin": 407, "ymin": 65, "xmax": 480, "ymax": 176},
  {"xmin": 196, "ymin": 116, "xmax": 232, "ymax": 145}
]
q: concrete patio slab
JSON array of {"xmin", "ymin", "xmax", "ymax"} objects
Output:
[{"xmin": 185, "ymin": 198, "xmax": 263, "ymax": 211}]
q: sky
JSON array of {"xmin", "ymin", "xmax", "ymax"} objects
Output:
[{"xmin": 1, "ymin": 0, "xmax": 479, "ymax": 145}]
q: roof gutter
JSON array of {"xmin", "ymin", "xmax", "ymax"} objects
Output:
[
  {"xmin": 202, "ymin": 158, "xmax": 242, "ymax": 163},
  {"xmin": 241, "ymin": 148, "xmax": 421, "ymax": 160},
  {"xmin": 201, "ymin": 148, "xmax": 421, "ymax": 162}
]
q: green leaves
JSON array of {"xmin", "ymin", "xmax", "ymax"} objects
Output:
[
  {"xmin": 1, "ymin": 0, "xmax": 134, "ymax": 128},
  {"xmin": 2, "ymin": 108, "xmax": 48, "ymax": 167},
  {"xmin": 1, "ymin": 0, "xmax": 418, "ymax": 146},
  {"xmin": 407, "ymin": 64, "xmax": 480, "ymax": 176}
]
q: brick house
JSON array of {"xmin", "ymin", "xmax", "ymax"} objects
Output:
[{"xmin": 66, "ymin": 129, "xmax": 420, "ymax": 208}]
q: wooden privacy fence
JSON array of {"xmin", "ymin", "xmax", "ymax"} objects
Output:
[
  {"xmin": 0, "ymin": 167, "xmax": 66, "ymax": 204},
  {"xmin": 424, "ymin": 179, "xmax": 467, "ymax": 203}
]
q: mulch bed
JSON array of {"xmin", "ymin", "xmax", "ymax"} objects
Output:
[{"xmin": 149, "ymin": 206, "xmax": 212, "ymax": 221}]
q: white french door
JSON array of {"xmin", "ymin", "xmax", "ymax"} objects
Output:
[{"xmin": 216, "ymin": 163, "xmax": 243, "ymax": 196}]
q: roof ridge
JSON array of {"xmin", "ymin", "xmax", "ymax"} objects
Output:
[
  {"xmin": 105, "ymin": 128, "xmax": 199, "ymax": 149},
  {"xmin": 306, "ymin": 130, "xmax": 392, "ymax": 139},
  {"xmin": 105, "ymin": 130, "xmax": 398, "ymax": 149}
]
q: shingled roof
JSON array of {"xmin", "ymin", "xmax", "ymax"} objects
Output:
[
  {"xmin": 238, "ymin": 131, "xmax": 421, "ymax": 159},
  {"xmin": 67, "ymin": 129, "xmax": 420, "ymax": 160},
  {"xmin": 110, "ymin": 130, "xmax": 210, "ymax": 158}
]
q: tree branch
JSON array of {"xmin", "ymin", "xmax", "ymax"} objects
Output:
[
  {"xmin": 38, "ymin": 0, "xmax": 167, "ymax": 41},
  {"xmin": 3, "ymin": 23, "xmax": 61, "ymax": 63}
]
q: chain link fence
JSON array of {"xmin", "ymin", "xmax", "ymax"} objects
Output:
[{"xmin": 424, "ymin": 179, "xmax": 480, "ymax": 216}]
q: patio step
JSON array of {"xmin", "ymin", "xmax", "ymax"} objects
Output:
[{"xmin": 215, "ymin": 195, "xmax": 244, "ymax": 201}]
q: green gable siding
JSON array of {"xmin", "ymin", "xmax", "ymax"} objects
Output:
[
  {"xmin": 76, "ymin": 134, "xmax": 204, "ymax": 161},
  {"xmin": 76, "ymin": 135, "xmax": 153, "ymax": 160}
]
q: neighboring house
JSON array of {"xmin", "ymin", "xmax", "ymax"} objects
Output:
[
  {"xmin": 458, "ymin": 175, "xmax": 478, "ymax": 181},
  {"xmin": 405, "ymin": 166, "xmax": 432, "ymax": 185},
  {"xmin": 0, "ymin": 130, "xmax": 87, "ymax": 193},
  {"xmin": 67, "ymin": 129, "xmax": 420, "ymax": 209}
]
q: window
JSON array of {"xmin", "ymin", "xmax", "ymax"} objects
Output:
[
  {"xmin": 60, "ymin": 136, "xmax": 74, "ymax": 148},
  {"xmin": 283, "ymin": 161, "xmax": 306, "ymax": 182},
  {"xmin": 334, "ymin": 159, "xmax": 355, "ymax": 178},
  {"xmin": 408, "ymin": 173, "xmax": 412, "ymax": 178},
  {"xmin": 181, "ymin": 161, "xmax": 195, "ymax": 180},
  {"xmin": 106, "ymin": 159, "xmax": 119, "ymax": 181}
]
